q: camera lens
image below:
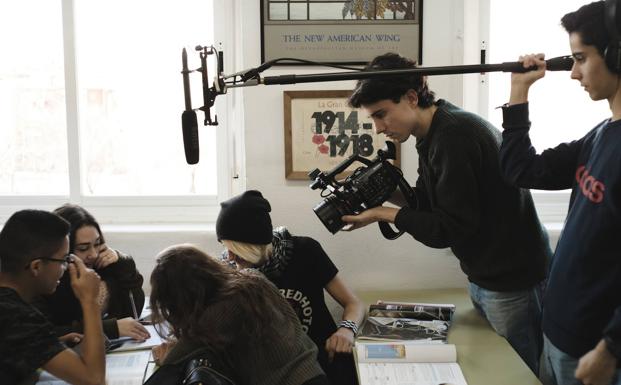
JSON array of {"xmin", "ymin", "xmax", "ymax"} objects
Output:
[{"xmin": 312, "ymin": 195, "xmax": 350, "ymax": 234}]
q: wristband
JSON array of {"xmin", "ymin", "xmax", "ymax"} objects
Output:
[{"xmin": 339, "ymin": 320, "xmax": 359, "ymax": 336}]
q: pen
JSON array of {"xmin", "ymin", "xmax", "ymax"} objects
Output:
[{"xmin": 129, "ymin": 291, "xmax": 139, "ymax": 319}]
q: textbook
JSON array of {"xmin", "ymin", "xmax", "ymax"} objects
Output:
[
  {"xmin": 37, "ymin": 349, "xmax": 154, "ymax": 385},
  {"xmin": 358, "ymin": 301, "xmax": 456, "ymax": 343},
  {"xmin": 355, "ymin": 341, "xmax": 468, "ymax": 385}
]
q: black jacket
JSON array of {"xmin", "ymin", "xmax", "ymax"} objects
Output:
[{"xmin": 395, "ymin": 100, "xmax": 550, "ymax": 291}]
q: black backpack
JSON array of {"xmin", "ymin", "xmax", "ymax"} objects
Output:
[{"xmin": 143, "ymin": 347, "xmax": 236, "ymax": 385}]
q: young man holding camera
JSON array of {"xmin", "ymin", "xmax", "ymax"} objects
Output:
[
  {"xmin": 342, "ymin": 52, "xmax": 551, "ymax": 374},
  {"xmin": 500, "ymin": 1, "xmax": 621, "ymax": 384}
]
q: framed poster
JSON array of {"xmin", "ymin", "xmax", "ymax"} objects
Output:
[
  {"xmin": 284, "ymin": 90, "xmax": 400, "ymax": 180},
  {"xmin": 261, "ymin": 0, "xmax": 423, "ymax": 65}
]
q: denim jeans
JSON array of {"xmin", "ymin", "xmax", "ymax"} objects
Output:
[
  {"xmin": 540, "ymin": 334, "xmax": 621, "ymax": 385},
  {"xmin": 469, "ymin": 281, "xmax": 543, "ymax": 375}
]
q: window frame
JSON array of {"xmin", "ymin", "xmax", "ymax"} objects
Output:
[
  {"xmin": 472, "ymin": 0, "xmax": 573, "ymax": 225},
  {"xmin": 0, "ymin": 0, "xmax": 237, "ymax": 224}
]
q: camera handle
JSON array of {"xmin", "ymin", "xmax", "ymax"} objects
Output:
[{"xmin": 378, "ymin": 164, "xmax": 418, "ymax": 240}]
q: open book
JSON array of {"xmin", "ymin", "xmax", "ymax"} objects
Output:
[
  {"xmin": 355, "ymin": 341, "xmax": 468, "ymax": 385},
  {"xmin": 37, "ymin": 349, "xmax": 154, "ymax": 385},
  {"xmin": 111, "ymin": 324, "xmax": 166, "ymax": 352},
  {"xmin": 358, "ymin": 302, "xmax": 456, "ymax": 343}
]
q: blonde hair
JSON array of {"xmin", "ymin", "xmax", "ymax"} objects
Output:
[{"xmin": 222, "ymin": 239, "xmax": 273, "ymax": 266}]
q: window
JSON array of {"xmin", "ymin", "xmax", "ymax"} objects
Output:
[
  {"xmin": 0, "ymin": 0, "xmax": 230, "ymax": 222},
  {"xmin": 0, "ymin": 1, "xmax": 68, "ymax": 195},
  {"xmin": 486, "ymin": 0, "xmax": 610, "ymax": 150}
]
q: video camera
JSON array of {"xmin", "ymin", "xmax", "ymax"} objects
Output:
[{"xmin": 308, "ymin": 141, "xmax": 417, "ymax": 239}]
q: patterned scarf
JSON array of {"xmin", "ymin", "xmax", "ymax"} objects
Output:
[{"xmin": 258, "ymin": 226, "xmax": 295, "ymax": 279}]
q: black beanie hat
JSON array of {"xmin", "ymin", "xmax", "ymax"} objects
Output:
[{"xmin": 216, "ymin": 190, "xmax": 273, "ymax": 245}]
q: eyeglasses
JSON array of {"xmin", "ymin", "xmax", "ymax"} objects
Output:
[{"xmin": 24, "ymin": 253, "xmax": 76, "ymax": 269}]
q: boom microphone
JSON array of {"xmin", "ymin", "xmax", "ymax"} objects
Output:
[
  {"xmin": 261, "ymin": 55, "xmax": 575, "ymax": 85},
  {"xmin": 181, "ymin": 48, "xmax": 199, "ymax": 165}
]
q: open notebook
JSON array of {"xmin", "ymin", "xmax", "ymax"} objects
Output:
[
  {"xmin": 37, "ymin": 349, "xmax": 154, "ymax": 385},
  {"xmin": 355, "ymin": 341, "xmax": 468, "ymax": 385}
]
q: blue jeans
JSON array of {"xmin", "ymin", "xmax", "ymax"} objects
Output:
[
  {"xmin": 469, "ymin": 282, "xmax": 543, "ymax": 375},
  {"xmin": 540, "ymin": 334, "xmax": 621, "ymax": 385}
]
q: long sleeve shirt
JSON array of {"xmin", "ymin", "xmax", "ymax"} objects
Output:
[
  {"xmin": 501, "ymin": 102, "xmax": 621, "ymax": 358},
  {"xmin": 395, "ymin": 100, "xmax": 550, "ymax": 291}
]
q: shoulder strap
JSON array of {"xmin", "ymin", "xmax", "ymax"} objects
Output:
[
  {"xmin": 182, "ymin": 357, "xmax": 237, "ymax": 385},
  {"xmin": 377, "ymin": 161, "xmax": 419, "ymax": 240},
  {"xmin": 143, "ymin": 363, "xmax": 185, "ymax": 385}
]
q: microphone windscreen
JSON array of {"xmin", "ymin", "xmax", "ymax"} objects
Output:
[
  {"xmin": 546, "ymin": 55, "xmax": 574, "ymax": 71},
  {"xmin": 182, "ymin": 110, "xmax": 199, "ymax": 164}
]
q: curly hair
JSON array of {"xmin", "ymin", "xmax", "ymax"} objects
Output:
[
  {"xmin": 149, "ymin": 244, "xmax": 296, "ymax": 352},
  {"xmin": 348, "ymin": 52, "xmax": 436, "ymax": 108}
]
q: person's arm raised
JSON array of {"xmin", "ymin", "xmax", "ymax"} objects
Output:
[
  {"xmin": 42, "ymin": 258, "xmax": 106, "ymax": 385},
  {"xmin": 509, "ymin": 53, "xmax": 547, "ymax": 105}
]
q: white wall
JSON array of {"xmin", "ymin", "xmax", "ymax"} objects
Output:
[
  {"xmin": 102, "ymin": 0, "xmax": 561, "ymax": 297},
  {"xmin": 239, "ymin": 0, "xmax": 472, "ymax": 293}
]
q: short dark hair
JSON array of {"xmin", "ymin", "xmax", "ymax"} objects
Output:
[
  {"xmin": 561, "ymin": 1, "xmax": 609, "ymax": 57},
  {"xmin": 0, "ymin": 210, "xmax": 69, "ymax": 273},
  {"xmin": 53, "ymin": 204, "xmax": 104, "ymax": 253},
  {"xmin": 348, "ymin": 52, "xmax": 436, "ymax": 108}
]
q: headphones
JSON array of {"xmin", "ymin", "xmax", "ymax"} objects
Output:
[{"xmin": 605, "ymin": 0, "xmax": 621, "ymax": 73}]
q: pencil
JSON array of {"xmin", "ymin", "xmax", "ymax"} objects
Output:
[{"xmin": 129, "ymin": 291, "xmax": 139, "ymax": 319}]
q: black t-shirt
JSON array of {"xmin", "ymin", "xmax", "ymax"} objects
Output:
[
  {"xmin": 0, "ymin": 287, "xmax": 65, "ymax": 385},
  {"xmin": 268, "ymin": 236, "xmax": 338, "ymax": 367}
]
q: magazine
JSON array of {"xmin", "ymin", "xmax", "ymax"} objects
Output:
[
  {"xmin": 358, "ymin": 302, "xmax": 455, "ymax": 343},
  {"xmin": 355, "ymin": 341, "xmax": 468, "ymax": 385}
]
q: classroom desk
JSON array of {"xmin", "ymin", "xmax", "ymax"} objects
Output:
[{"xmin": 356, "ymin": 288, "xmax": 542, "ymax": 385}]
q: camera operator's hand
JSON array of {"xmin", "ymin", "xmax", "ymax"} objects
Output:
[{"xmin": 342, "ymin": 206, "xmax": 399, "ymax": 231}]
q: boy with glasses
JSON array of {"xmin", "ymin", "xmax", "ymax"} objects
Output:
[{"xmin": 0, "ymin": 209, "xmax": 105, "ymax": 385}]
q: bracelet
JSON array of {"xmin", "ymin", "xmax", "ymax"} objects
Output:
[{"xmin": 339, "ymin": 320, "xmax": 359, "ymax": 336}]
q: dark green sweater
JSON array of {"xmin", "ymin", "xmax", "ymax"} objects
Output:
[
  {"xmin": 162, "ymin": 272, "xmax": 324, "ymax": 385},
  {"xmin": 395, "ymin": 99, "xmax": 550, "ymax": 291}
]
